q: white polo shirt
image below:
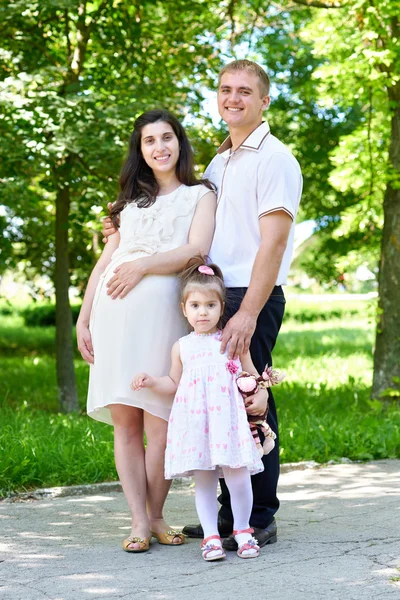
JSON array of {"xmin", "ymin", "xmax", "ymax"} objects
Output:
[{"xmin": 205, "ymin": 121, "xmax": 302, "ymax": 287}]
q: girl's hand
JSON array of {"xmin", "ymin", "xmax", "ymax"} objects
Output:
[
  {"xmin": 106, "ymin": 259, "xmax": 147, "ymax": 299},
  {"xmin": 77, "ymin": 321, "xmax": 94, "ymax": 364},
  {"xmin": 244, "ymin": 389, "xmax": 269, "ymax": 416},
  {"xmin": 131, "ymin": 373, "xmax": 154, "ymax": 391}
]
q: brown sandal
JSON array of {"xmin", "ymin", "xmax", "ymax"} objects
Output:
[
  {"xmin": 151, "ymin": 529, "xmax": 185, "ymax": 545},
  {"xmin": 122, "ymin": 535, "xmax": 151, "ymax": 553}
]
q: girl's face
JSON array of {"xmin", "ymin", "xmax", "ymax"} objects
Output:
[
  {"xmin": 140, "ymin": 121, "xmax": 180, "ymax": 178},
  {"xmin": 183, "ymin": 289, "xmax": 224, "ymax": 334}
]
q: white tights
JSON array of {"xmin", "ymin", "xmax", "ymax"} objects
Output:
[{"xmin": 194, "ymin": 467, "xmax": 254, "ymax": 556}]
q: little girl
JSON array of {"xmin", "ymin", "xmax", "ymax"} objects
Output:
[{"xmin": 131, "ymin": 257, "xmax": 268, "ymax": 561}]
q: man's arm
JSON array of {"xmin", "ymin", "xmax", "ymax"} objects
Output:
[
  {"xmin": 102, "ymin": 203, "xmax": 118, "ymax": 242},
  {"xmin": 220, "ymin": 210, "xmax": 292, "ymax": 359}
]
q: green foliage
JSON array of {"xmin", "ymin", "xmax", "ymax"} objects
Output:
[
  {"xmin": 284, "ymin": 300, "xmax": 374, "ymax": 323},
  {"xmin": 205, "ymin": 0, "xmax": 380, "ymax": 283},
  {"xmin": 291, "ymin": 0, "xmax": 399, "ymax": 279},
  {"xmin": 0, "ymin": 0, "xmax": 223, "ymax": 289},
  {"xmin": 0, "ymin": 317, "xmax": 57, "ymax": 359},
  {"xmin": 2, "ymin": 0, "xmax": 398, "ymax": 287},
  {"xmin": 22, "ymin": 303, "xmax": 81, "ymax": 327},
  {"xmin": 0, "ymin": 299, "xmax": 16, "ymax": 316},
  {"xmin": 20, "ymin": 298, "xmax": 371, "ymax": 328},
  {"xmin": 379, "ymin": 376, "xmax": 400, "ymax": 400}
]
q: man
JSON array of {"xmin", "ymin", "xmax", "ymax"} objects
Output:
[
  {"xmin": 182, "ymin": 60, "xmax": 302, "ymax": 551},
  {"xmin": 103, "ymin": 60, "xmax": 302, "ymax": 550}
]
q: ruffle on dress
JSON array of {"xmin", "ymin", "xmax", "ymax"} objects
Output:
[{"xmin": 116, "ymin": 186, "xmax": 198, "ymax": 256}]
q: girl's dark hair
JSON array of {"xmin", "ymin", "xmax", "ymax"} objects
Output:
[
  {"xmin": 110, "ymin": 109, "xmax": 214, "ymax": 225},
  {"xmin": 180, "ymin": 255, "xmax": 226, "ymax": 329}
]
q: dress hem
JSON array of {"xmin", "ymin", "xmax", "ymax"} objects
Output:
[
  {"xmin": 165, "ymin": 462, "xmax": 264, "ymax": 480},
  {"xmin": 88, "ymin": 400, "xmax": 170, "ymax": 425}
]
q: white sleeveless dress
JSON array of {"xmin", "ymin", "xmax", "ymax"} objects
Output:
[
  {"xmin": 164, "ymin": 331, "xmax": 264, "ymax": 479},
  {"xmin": 87, "ymin": 184, "xmax": 211, "ymax": 425}
]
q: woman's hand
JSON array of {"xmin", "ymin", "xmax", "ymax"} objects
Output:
[
  {"xmin": 131, "ymin": 373, "xmax": 154, "ymax": 391},
  {"xmin": 106, "ymin": 259, "xmax": 147, "ymax": 299},
  {"xmin": 77, "ymin": 320, "xmax": 94, "ymax": 364},
  {"xmin": 244, "ymin": 389, "xmax": 269, "ymax": 417}
]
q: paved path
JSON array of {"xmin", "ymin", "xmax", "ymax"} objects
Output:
[{"xmin": 1, "ymin": 460, "xmax": 399, "ymax": 600}]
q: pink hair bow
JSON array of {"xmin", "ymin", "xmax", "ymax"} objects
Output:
[{"xmin": 198, "ymin": 265, "xmax": 215, "ymax": 276}]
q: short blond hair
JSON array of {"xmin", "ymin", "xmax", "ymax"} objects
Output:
[{"xmin": 218, "ymin": 59, "xmax": 270, "ymax": 97}]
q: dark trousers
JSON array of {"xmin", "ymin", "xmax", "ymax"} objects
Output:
[{"xmin": 218, "ymin": 286, "xmax": 286, "ymax": 529}]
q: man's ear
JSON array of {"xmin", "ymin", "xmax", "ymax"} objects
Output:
[{"xmin": 262, "ymin": 95, "xmax": 271, "ymax": 111}]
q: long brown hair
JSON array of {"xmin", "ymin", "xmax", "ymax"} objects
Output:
[{"xmin": 110, "ymin": 109, "xmax": 213, "ymax": 226}]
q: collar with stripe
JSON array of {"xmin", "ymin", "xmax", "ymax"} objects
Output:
[{"xmin": 217, "ymin": 120, "xmax": 271, "ymax": 157}]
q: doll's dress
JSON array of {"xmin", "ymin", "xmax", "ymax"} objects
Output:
[
  {"xmin": 164, "ymin": 331, "xmax": 264, "ymax": 479},
  {"xmin": 87, "ymin": 184, "xmax": 211, "ymax": 424}
]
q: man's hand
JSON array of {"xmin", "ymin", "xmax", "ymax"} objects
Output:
[
  {"xmin": 220, "ymin": 310, "xmax": 257, "ymax": 359},
  {"xmin": 77, "ymin": 321, "xmax": 94, "ymax": 364},
  {"xmin": 102, "ymin": 202, "xmax": 118, "ymax": 243},
  {"xmin": 244, "ymin": 389, "xmax": 269, "ymax": 417},
  {"xmin": 106, "ymin": 259, "xmax": 146, "ymax": 299}
]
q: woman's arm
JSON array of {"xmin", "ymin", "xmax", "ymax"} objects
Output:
[
  {"xmin": 240, "ymin": 352, "xmax": 269, "ymax": 417},
  {"xmin": 106, "ymin": 190, "xmax": 216, "ymax": 298},
  {"xmin": 77, "ymin": 231, "xmax": 120, "ymax": 363},
  {"xmin": 131, "ymin": 341, "xmax": 183, "ymax": 395}
]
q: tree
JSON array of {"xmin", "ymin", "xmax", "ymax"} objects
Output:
[
  {"xmin": 287, "ymin": 0, "xmax": 399, "ymax": 398},
  {"xmin": 0, "ymin": 0, "xmax": 221, "ymax": 411}
]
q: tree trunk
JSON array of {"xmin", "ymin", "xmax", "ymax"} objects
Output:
[
  {"xmin": 372, "ymin": 84, "xmax": 400, "ymax": 400},
  {"xmin": 55, "ymin": 175, "xmax": 79, "ymax": 412}
]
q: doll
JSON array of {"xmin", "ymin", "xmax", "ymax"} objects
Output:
[{"xmin": 236, "ymin": 365, "xmax": 285, "ymax": 457}]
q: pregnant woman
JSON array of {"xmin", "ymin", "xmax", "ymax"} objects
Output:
[{"xmin": 76, "ymin": 109, "xmax": 216, "ymax": 552}]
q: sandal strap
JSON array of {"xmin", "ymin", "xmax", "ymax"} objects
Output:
[
  {"xmin": 200, "ymin": 534, "xmax": 221, "ymax": 547},
  {"xmin": 203, "ymin": 546, "xmax": 224, "ymax": 558},
  {"xmin": 164, "ymin": 530, "xmax": 184, "ymax": 540},
  {"xmin": 201, "ymin": 535, "xmax": 224, "ymax": 558},
  {"xmin": 238, "ymin": 540, "xmax": 260, "ymax": 555},
  {"xmin": 233, "ymin": 527, "xmax": 254, "ymax": 536}
]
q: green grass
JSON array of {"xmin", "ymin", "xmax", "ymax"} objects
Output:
[
  {"xmin": 275, "ymin": 318, "xmax": 399, "ymax": 463},
  {"xmin": 0, "ymin": 405, "xmax": 115, "ymax": 492},
  {"xmin": 0, "ymin": 301, "xmax": 399, "ymax": 496}
]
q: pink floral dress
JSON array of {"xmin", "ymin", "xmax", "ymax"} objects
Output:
[{"xmin": 164, "ymin": 331, "xmax": 264, "ymax": 479}]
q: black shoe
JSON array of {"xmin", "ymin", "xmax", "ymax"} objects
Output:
[
  {"xmin": 222, "ymin": 519, "xmax": 278, "ymax": 551},
  {"xmin": 182, "ymin": 516, "xmax": 233, "ymax": 539}
]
